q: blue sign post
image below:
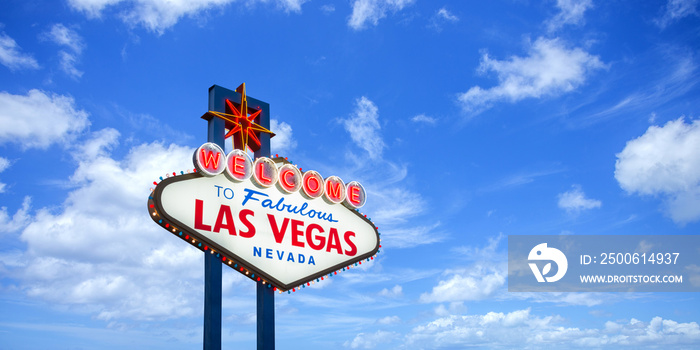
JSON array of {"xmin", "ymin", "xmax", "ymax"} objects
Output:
[{"xmin": 205, "ymin": 84, "xmax": 274, "ymax": 350}]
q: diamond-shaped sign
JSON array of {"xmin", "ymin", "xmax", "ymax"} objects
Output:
[{"xmin": 148, "ymin": 159, "xmax": 379, "ymax": 292}]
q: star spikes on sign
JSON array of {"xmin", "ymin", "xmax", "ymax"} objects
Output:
[{"xmin": 201, "ymin": 83, "xmax": 274, "ymax": 152}]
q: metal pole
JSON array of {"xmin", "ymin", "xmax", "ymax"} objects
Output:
[
  {"xmin": 204, "ymin": 94, "xmax": 225, "ymax": 350},
  {"xmin": 205, "ymin": 85, "xmax": 275, "ymax": 350},
  {"xmin": 256, "ymin": 284, "xmax": 275, "ymax": 350},
  {"xmin": 253, "ymin": 97, "xmax": 275, "ymax": 350}
]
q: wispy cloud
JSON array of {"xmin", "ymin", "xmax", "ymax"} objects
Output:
[
  {"xmin": 44, "ymin": 24, "xmax": 83, "ymax": 54},
  {"xmin": 0, "ymin": 30, "xmax": 39, "ymax": 71},
  {"xmin": 320, "ymin": 4, "xmax": 335, "ymax": 14},
  {"xmin": 378, "ymin": 285, "xmax": 402, "ymax": 298},
  {"xmin": 429, "ymin": 7, "xmax": 459, "ymax": 31},
  {"xmin": 376, "ymin": 315, "xmax": 401, "ymax": 325},
  {"xmin": 480, "ymin": 168, "xmax": 564, "ymax": 192},
  {"xmin": 546, "ymin": 0, "xmax": 594, "ymax": 32},
  {"xmin": 452, "ymin": 233, "xmax": 504, "ymax": 262},
  {"xmin": 411, "ymin": 114, "xmax": 437, "ymax": 124},
  {"xmin": 42, "ymin": 24, "xmax": 85, "ymax": 79},
  {"xmin": 348, "ymin": 0, "xmax": 415, "ymax": 30},
  {"xmin": 655, "ymin": 0, "xmax": 699, "ymax": 29},
  {"xmin": 370, "ymin": 187, "xmax": 424, "ymax": 224},
  {"xmin": 275, "ymin": 0, "xmax": 308, "ymax": 13},
  {"xmin": 67, "ymin": 0, "xmax": 307, "ymax": 34},
  {"xmin": 515, "ymin": 292, "xmax": 615, "ymax": 306},
  {"xmin": 337, "ymin": 96, "xmax": 442, "ymax": 249},
  {"xmin": 0, "ymin": 157, "xmax": 9, "ymax": 193},
  {"xmin": 343, "ymin": 96, "xmax": 385, "ymax": 160},
  {"xmin": 458, "ymin": 37, "xmax": 606, "ymax": 116},
  {"xmin": 436, "ymin": 7, "xmax": 458, "ymax": 22},
  {"xmin": 0, "ymin": 196, "xmax": 31, "ymax": 233},
  {"xmin": 565, "ymin": 47, "xmax": 698, "ymax": 128},
  {"xmin": 379, "ymin": 222, "xmax": 444, "ymax": 248},
  {"xmin": 69, "ymin": 0, "xmax": 234, "ymax": 33}
]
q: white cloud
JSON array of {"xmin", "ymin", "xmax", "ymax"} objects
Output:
[
  {"xmin": 405, "ymin": 311, "xmax": 700, "ymax": 349},
  {"xmin": 649, "ymin": 112, "xmax": 658, "ymax": 124},
  {"xmin": 0, "ymin": 157, "xmax": 9, "ymax": 173},
  {"xmin": 344, "ymin": 330, "xmax": 400, "ymax": 349},
  {"xmin": 67, "ymin": 0, "xmax": 123, "ymax": 18},
  {"xmin": 428, "ymin": 235, "xmax": 615, "ymax": 308},
  {"xmin": 270, "ymin": 119, "xmax": 297, "ymax": 155},
  {"xmin": 429, "ymin": 7, "xmax": 459, "ymax": 31},
  {"xmin": 312, "ymin": 99, "xmax": 441, "ymax": 255},
  {"xmin": 452, "ymin": 233, "xmax": 504, "ymax": 262},
  {"xmin": 458, "ymin": 37, "xmax": 605, "ymax": 115},
  {"xmin": 67, "ymin": 0, "xmax": 307, "ymax": 34},
  {"xmin": 338, "ymin": 97, "xmax": 441, "ymax": 249},
  {"xmin": 69, "ymin": 0, "xmax": 234, "ymax": 33},
  {"xmin": 343, "ymin": 96, "xmax": 385, "ymax": 160},
  {"xmin": 371, "ymin": 187, "xmax": 423, "ymax": 224},
  {"xmin": 379, "ymin": 222, "xmax": 444, "ymax": 248},
  {"xmin": 406, "ymin": 309, "xmax": 554, "ymax": 348},
  {"xmin": 411, "ymin": 114, "xmax": 436, "ymax": 124},
  {"xmin": 44, "ymin": 24, "xmax": 84, "ymax": 54},
  {"xmin": 378, "ymin": 284, "xmax": 402, "ymax": 297},
  {"xmin": 275, "ymin": 0, "xmax": 308, "ymax": 13},
  {"xmin": 320, "ymin": 4, "xmax": 335, "ymax": 14},
  {"xmin": 558, "ymin": 184, "xmax": 601, "ymax": 212},
  {"xmin": 515, "ymin": 291, "xmax": 609, "ymax": 307},
  {"xmin": 43, "ymin": 24, "xmax": 85, "ymax": 79},
  {"xmin": 348, "ymin": 0, "xmax": 415, "ymax": 30},
  {"xmin": 377, "ymin": 315, "xmax": 400, "ymax": 325},
  {"xmin": 655, "ymin": 0, "xmax": 699, "ymax": 29},
  {"xmin": 481, "ymin": 168, "xmax": 564, "ymax": 192},
  {"xmin": 615, "ymin": 117, "xmax": 700, "ymax": 224},
  {"xmin": 419, "ymin": 264, "xmax": 506, "ymax": 303},
  {"xmin": 0, "ymin": 89, "xmax": 90, "ymax": 149},
  {"xmin": 0, "ymin": 196, "xmax": 31, "ymax": 233},
  {"xmin": 78, "ymin": 127, "xmax": 120, "ymax": 159},
  {"xmin": 0, "ymin": 156, "xmax": 9, "ymax": 193},
  {"xmin": 434, "ymin": 302, "xmax": 466, "ymax": 316},
  {"xmin": 0, "ymin": 31, "xmax": 40, "ymax": 71},
  {"xmin": 58, "ymin": 51, "xmax": 83, "ymax": 79},
  {"xmin": 436, "ymin": 7, "xmax": 458, "ymax": 22},
  {"xmin": 547, "ymin": 0, "xmax": 593, "ymax": 32},
  {"xmin": 8, "ymin": 130, "xmax": 211, "ymax": 321}
]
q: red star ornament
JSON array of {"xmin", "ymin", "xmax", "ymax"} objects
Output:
[{"xmin": 201, "ymin": 83, "xmax": 274, "ymax": 152}]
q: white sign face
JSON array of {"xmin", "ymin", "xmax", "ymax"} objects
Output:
[{"xmin": 152, "ymin": 172, "xmax": 379, "ymax": 291}]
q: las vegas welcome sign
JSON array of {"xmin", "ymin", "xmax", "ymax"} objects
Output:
[{"xmin": 148, "ymin": 142, "xmax": 380, "ymax": 292}]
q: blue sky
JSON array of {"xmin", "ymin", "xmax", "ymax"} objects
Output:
[{"xmin": 1, "ymin": 0, "xmax": 700, "ymax": 349}]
